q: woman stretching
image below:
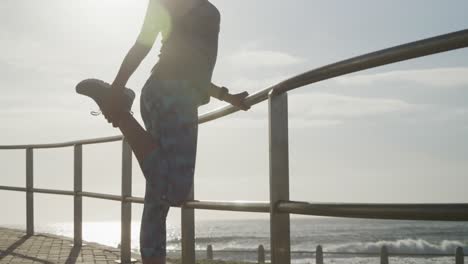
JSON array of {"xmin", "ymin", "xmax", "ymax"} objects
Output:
[{"xmin": 76, "ymin": 0, "xmax": 250, "ymax": 263}]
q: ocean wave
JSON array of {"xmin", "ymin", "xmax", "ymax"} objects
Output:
[
  {"xmin": 170, "ymin": 236, "xmax": 467, "ymax": 255},
  {"xmin": 329, "ymin": 239, "xmax": 467, "ymax": 254},
  {"xmin": 168, "ymin": 236, "xmax": 267, "ymax": 244}
]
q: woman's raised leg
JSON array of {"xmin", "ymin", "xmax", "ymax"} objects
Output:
[{"xmin": 116, "ymin": 112, "xmax": 158, "ymax": 167}]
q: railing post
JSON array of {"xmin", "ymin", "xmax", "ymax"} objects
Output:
[
  {"xmin": 456, "ymin": 247, "xmax": 464, "ymax": 264},
  {"xmin": 74, "ymin": 144, "xmax": 83, "ymax": 246},
  {"xmin": 206, "ymin": 244, "xmax": 213, "ymax": 260},
  {"xmin": 381, "ymin": 246, "xmax": 389, "ymax": 264},
  {"xmin": 257, "ymin": 244, "xmax": 265, "ymax": 264},
  {"xmin": 268, "ymin": 90, "xmax": 291, "ymax": 264},
  {"xmin": 181, "ymin": 186, "xmax": 195, "ymax": 264},
  {"xmin": 316, "ymin": 245, "xmax": 323, "ymax": 264},
  {"xmin": 119, "ymin": 139, "xmax": 135, "ymax": 263},
  {"xmin": 26, "ymin": 148, "xmax": 34, "ymax": 235}
]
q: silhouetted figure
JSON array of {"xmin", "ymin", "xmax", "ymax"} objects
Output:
[{"xmin": 76, "ymin": 0, "xmax": 250, "ymax": 263}]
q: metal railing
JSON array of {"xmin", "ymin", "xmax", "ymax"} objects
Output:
[{"xmin": 1, "ymin": 29, "xmax": 468, "ymax": 264}]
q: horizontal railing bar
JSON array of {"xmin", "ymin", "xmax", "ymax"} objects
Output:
[
  {"xmin": 1, "ymin": 186, "xmax": 468, "ymax": 221},
  {"xmin": 125, "ymin": 196, "xmax": 144, "ymax": 204},
  {"xmin": 123, "ymin": 198, "xmax": 270, "ymax": 212},
  {"xmin": 272, "ymin": 29, "xmax": 468, "ymax": 95},
  {"xmin": 1, "ymin": 30, "xmax": 467, "ymax": 149},
  {"xmin": 184, "ymin": 200, "xmax": 270, "ymax": 213},
  {"xmin": 278, "ymin": 201, "xmax": 468, "ymax": 221},
  {"xmin": 199, "ymin": 29, "xmax": 468, "ymax": 123},
  {"xmin": 0, "ymin": 135, "xmax": 123, "ymax": 150},
  {"xmin": 80, "ymin": 191, "xmax": 123, "ymax": 202},
  {"xmin": 33, "ymin": 188, "xmax": 74, "ymax": 196},
  {"xmin": 0, "ymin": 185, "xmax": 27, "ymax": 192},
  {"xmin": 198, "ymin": 29, "xmax": 468, "ymax": 123}
]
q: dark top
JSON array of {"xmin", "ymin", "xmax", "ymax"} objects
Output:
[{"xmin": 152, "ymin": 0, "xmax": 220, "ymax": 106}]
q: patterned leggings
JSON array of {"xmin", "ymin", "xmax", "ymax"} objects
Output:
[{"xmin": 139, "ymin": 76, "xmax": 200, "ymax": 258}]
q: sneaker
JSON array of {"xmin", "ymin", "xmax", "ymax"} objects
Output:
[{"xmin": 76, "ymin": 78, "xmax": 135, "ymax": 116}]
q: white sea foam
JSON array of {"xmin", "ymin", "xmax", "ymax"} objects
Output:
[
  {"xmin": 329, "ymin": 238, "xmax": 467, "ymax": 254},
  {"xmin": 292, "ymin": 256, "xmax": 459, "ymax": 264},
  {"xmin": 3, "ymin": 219, "xmax": 467, "ymax": 264}
]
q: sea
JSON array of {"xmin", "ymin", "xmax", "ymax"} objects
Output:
[{"xmin": 3, "ymin": 217, "xmax": 468, "ymax": 264}]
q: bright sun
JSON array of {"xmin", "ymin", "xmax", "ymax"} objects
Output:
[{"xmin": 78, "ymin": 0, "xmax": 144, "ymax": 24}]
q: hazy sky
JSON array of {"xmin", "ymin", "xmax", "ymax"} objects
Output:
[{"xmin": 1, "ymin": 0, "xmax": 468, "ymax": 229}]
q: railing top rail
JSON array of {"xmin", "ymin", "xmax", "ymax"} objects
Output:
[
  {"xmin": 198, "ymin": 29, "xmax": 468, "ymax": 123},
  {"xmin": 1, "ymin": 29, "xmax": 467, "ymax": 150},
  {"xmin": 0, "ymin": 135, "xmax": 122, "ymax": 150},
  {"xmin": 279, "ymin": 201, "xmax": 468, "ymax": 221}
]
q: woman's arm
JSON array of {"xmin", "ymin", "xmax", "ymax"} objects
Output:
[
  {"xmin": 112, "ymin": 0, "xmax": 167, "ymax": 89},
  {"xmin": 104, "ymin": 0, "xmax": 168, "ymax": 125},
  {"xmin": 111, "ymin": 43, "xmax": 152, "ymax": 89}
]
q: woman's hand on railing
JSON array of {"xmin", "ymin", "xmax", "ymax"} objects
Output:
[{"xmin": 224, "ymin": 91, "xmax": 251, "ymax": 111}]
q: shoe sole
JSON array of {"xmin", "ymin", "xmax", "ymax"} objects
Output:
[{"xmin": 76, "ymin": 78, "xmax": 135, "ymax": 111}]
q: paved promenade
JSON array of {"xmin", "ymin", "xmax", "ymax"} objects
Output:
[{"xmin": 0, "ymin": 227, "xmax": 142, "ymax": 264}]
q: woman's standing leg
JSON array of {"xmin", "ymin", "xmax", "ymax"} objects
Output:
[{"xmin": 137, "ymin": 79, "xmax": 200, "ymax": 264}]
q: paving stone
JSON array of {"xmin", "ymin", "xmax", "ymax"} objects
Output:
[{"xmin": 0, "ymin": 227, "xmax": 151, "ymax": 264}]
